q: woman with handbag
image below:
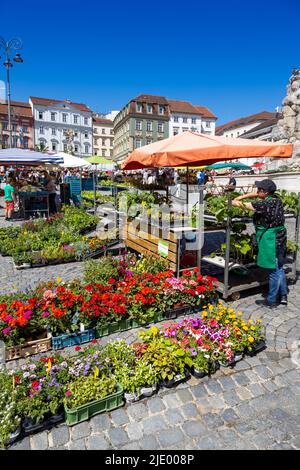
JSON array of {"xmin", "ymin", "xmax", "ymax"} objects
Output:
[{"xmin": 232, "ymin": 179, "xmax": 288, "ymax": 308}]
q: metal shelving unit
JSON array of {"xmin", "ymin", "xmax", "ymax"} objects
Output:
[
  {"xmin": 18, "ymin": 191, "xmax": 50, "ymax": 219},
  {"xmin": 199, "ymin": 191, "xmax": 300, "ymax": 300}
]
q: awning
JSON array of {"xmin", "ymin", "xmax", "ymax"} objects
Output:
[{"xmin": 0, "ymin": 148, "xmax": 64, "ymax": 165}]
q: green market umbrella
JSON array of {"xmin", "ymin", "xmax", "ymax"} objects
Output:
[
  {"xmin": 85, "ymin": 156, "xmax": 114, "ymax": 165},
  {"xmin": 205, "ymin": 162, "xmax": 251, "ymax": 170}
]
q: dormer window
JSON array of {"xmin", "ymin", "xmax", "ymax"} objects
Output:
[
  {"xmin": 147, "ymin": 104, "xmax": 153, "ymax": 114},
  {"xmin": 136, "ymin": 102, "xmax": 142, "ymax": 113},
  {"xmin": 159, "ymin": 105, "xmax": 165, "ymax": 115}
]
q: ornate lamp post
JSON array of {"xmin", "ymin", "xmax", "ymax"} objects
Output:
[{"xmin": 0, "ymin": 37, "xmax": 23, "ymax": 148}]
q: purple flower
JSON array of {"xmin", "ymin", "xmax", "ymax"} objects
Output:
[
  {"xmin": 125, "ymin": 270, "xmax": 134, "ymax": 277},
  {"xmin": 2, "ymin": 327, "xmax": 11, "ymax": 335},
  {"xmin": 42, "ymin": 311, "xmax": 50, "ymax": 318},
  {"xmin": 190, "ymin": 348, "xmax": 197, "ymax": 357}
]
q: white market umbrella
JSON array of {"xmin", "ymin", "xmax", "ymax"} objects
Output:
[
  {"xmin": 54, "ymin": 152, "xmax": 92, "ymax": 168},
  {"xmin": 0, "ymin": 148, "xmax": 64, "ymax": 165}
]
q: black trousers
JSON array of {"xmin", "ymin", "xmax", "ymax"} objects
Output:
[{"xmin": 49, "ymin": 193, "xmax": 57, "ymax": 214}]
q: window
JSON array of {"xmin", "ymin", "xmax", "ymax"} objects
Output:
[
  {"xmin": 237, "ymin": 131, "xmax": 240, "ymax": 136},
  {"xmin": 40, "ymin": 126, "xmax": 44, "ymax": 134},
  {"xmin": 12, "ymin": 124, "xmax": 17, "ymax": 131},
  {"xmin": 74, "ymin": 145, "xmax": 78, "ymax": 152},
  {"xmin": 23, "ymin": 126, "xmax": 28, "ymax": 133},
  {"xmin": 173, "ymin": 127, "xmax": 179, "ymax": 135},
  {"xmin": 135, "ymin": 139, "xmax": 142, "ymax": 148},
  {"xmin": 74, "ymin": 115, "xmax": 78, "ymax": 124},
  {"xmin": 135, "ymin": 121, "xmax": 142, "ymax": 131},
  {"xmin": 191, "ymin": 127, "xmax": 197, "ymax": 132},
  {"xmin": 182, "ymin": 127, "xmax": 189, "ymax": 132},
  {"xmin": 146, "ymin": 121, "xmax": 152, "ymax": 132},
  {"xmin": 110, "ymin": 150, "xmax": 113, "ymax": 157},
  {"xmin": 38, "ymin": 112, "xmax": 43, "ymax": 120},
  {"xmin": 146, "ymin": 139, "xmax": 152, "ymax": 145},
  {"xmin": 102, "ymin": 138, "xmax": 106, "ymax": 146},
  {"xmin": 110, "ymin": 129, "xmax": 114, "ymax": 135},
  {"xmin": 52, "ymin": 143, "xmax": 57, "ymax": 151},
  {"xmin": 183, "ymin": 117, "xmax": 188, "ymax": 123},
  {"xmin": 94, "ymin": 138, "xmax": 98, "ymax": 145},
  {"xmin": 51, "ymin": 112, "xmax": 56, "ymax": 121},
  {"xmin": 147, "ymin": 104, "xmax": 153, "ymax": 113},
  {"xmin": 206, "ymin": 121, "xmax": 211, "ymax": 128},
  {"xmin": 158, "ymin": 122, "xmax": 164, "ymax": 133},
  {"xmin": 136, "ymin": 102, "xmax": 142, "ymax": 112},
  {"xmin": 174, "ymin": 116, "xmax": 179, "ymax": 123},
  {"xmin": 192, "ymin": 118, "xmax": 196, "ymax": 124},
  {"xmin": 74, "ymin": 132, "xmax": 78, "ymax": 137},
  {"xmin": 85, "ymin": 145, "xmax": 89, "ymax": 154},
  {"xmin": 231, "ymin": 133, "xmax": 233, "ymax": 138},
  {"xmin": 94, "ymin": 128, "xmax": 98, "ymax": 134},
  {"xmin": 3, "ymin": 122, "xmax": 8, "ymax": 130},
  {"xmin": 102, "ymin": 149, "xmax": 106, "ymax": 156},
  {"xmin": 64, "ymin": 144, "xmax": 68, "ymax": 152},
  {"xmin": 52, "ymin": 128, "xmax": 56, "ymax": 135},
  {"xmin": 62, "ymin": 113, "xmax": 67, "ymax": 123},
  {"xmin": 84, "ymin": 117, "xmax": 88, "ymax": 125},
  {"xmin": 159, "ymin": 105, "xmax": 165, "ymax": 115},
  {"xmin": 23, "ymin": 138, "xmax": 29, "ymax": 149},
  {"xmin": 102, "ymin": 128, "xmax": 106, "ymax": 134},
  {"xmin": 84, "ymin": 133, "xmax": 88, "ymax": 138}
]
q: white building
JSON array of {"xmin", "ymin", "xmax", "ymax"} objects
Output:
[
  {"xmin": 216, "ymin": 111, "xmax": 277, "ymax": 139},
  {"xmin": 93, "ymin": 114, "xmax": 114, "ymax": 158},
  {"xmin": 168, "ymin": 100, "xmax": 217, "ymax": 136},
  {"xmin": 29, "ymin": 96, "xmax": 93, "ymax": 156}
]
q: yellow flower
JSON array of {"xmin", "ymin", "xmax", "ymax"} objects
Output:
[
  {"xmin": 202, "ymin": 311, "xmax": 208, "ymax": 317},
  {"xmin": 233, "ymin": 321, "xmax": 238, "ymax": 326},
  {"xmin": 225, "ymin": 320, "xmax": 229, "ymax": 324},
  {"xmin": 243, "ymin": 326, "xmax": 249, "ymax": 331},
  {"xmin": 57, "ymin": 276, "xmax": 62, "ymax": 284},
  {"xmin": 208, "ymin": 305, "xmax": 214, "ymax": 311},
  {"xmin": 248, "ymin": 336, "xmax": 254, "ymax": 343},
  {"xmin": 250, "ymin": 326, "xmax": 255, "ymax": 331},
  {"xmin": 248, "ymin": 319, "xmax": 252, "ymax": 324},
  {"xmin": 237, "ymin": 312, "xmax": 242, "ymax": 316},
  {"xmin": 257, "ymin": 319, "xmax": 262, "ymax": 323},
  {"xmin": 228, "ymin": 308, "xmax": 234, "ymax": 313}
]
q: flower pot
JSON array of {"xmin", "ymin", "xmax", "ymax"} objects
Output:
[
  {"xmin": 162, "ymin": 370, "xmax": 190, "ymax": 388},
  {"xmin": 209, "ymin": 362, "xmax": 220, "ymax": 375},
  {"xmin": 234, "ymin": 352, "xmax": 244, "ymax": 362},
  {"xmin": 140, "ymin": 383, "xmax": 158, "ymax": 397},
  {"xmin": 246, "ymin": 340, "xmax": 266, "ymax": 357},
  {"xmin": 124, "ymin": 391, "xmax": 141, "ymax": 403},
  {"xmin": 192, "ymin": 368, "xmax": 207, "ymax": 379},
  {"xmin": 8, "ymin": 426, "xmax": 22, "ymax": 445},
  {"xmin": 164, "ymin": 309, "xmax": 178, "ymax": 320},
  {"xmin": 219, "ymin": 358, "xmax": 236, "ymax": 368}
]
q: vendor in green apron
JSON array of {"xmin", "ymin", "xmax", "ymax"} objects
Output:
[{"xmin": 232, "ymin": 179, "xmax": 287, "ymax": 308}]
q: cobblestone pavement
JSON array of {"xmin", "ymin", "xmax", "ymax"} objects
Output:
[{"xmin": 1, "ymin": 213, "xmax": 300, "ymax": 450}]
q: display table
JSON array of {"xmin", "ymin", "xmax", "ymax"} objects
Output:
[{"xmin": 18, "ymin": 191, "xmax": 50, "ymax": 219}]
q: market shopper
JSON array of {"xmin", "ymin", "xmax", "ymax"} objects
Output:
[
  {"xmin": 45, "ymin": 175, "xmax": 58, "ymax": 215},
  {"xmin": 232, "ymin": 179, "xmax": 288, "ymax": 308},
  {"xmin": 4, "ymin": 178, "xmax": 17, "ymax": 221}
]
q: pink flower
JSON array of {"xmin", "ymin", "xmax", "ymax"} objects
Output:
[
  {"xmin": 65, "ymin": 390, "xmax": 72, "ymax": 397},
  {"xmin": 43, "ymin": 290, "xmax": 56, "ymax": 300},
  {"xmin": 42, "ymin": 311, "xmax": 50, "ymax": 317},
  {"xmin": 2, "ymin": 327, "xmax": 11, "ymax": 335}
]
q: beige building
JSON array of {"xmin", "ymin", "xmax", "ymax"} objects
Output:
[
  {"xmin": 216, "ymin": 111, "xmax": 277, "ymax": 138},
  {"xmin": 93, "ymin": 115, "xmax": 114, "ymax": 158}
]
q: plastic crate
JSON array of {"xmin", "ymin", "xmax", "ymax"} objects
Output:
[
  {"xmin": 64, "ymin": 384, "xmax": 124, "ymax": 426},
  {"xmin": 51, "ymin": 328, "xmax": 95, "ymax": 350},
  {"xmin": 6, "ymin": 333, "xmax": 52, "ymax": 361}
]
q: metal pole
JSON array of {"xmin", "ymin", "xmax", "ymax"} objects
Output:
[
  {"xmin": 176, "ymin": 238, "xmax": 180, "ymax": 278},
  {"xmin": 93, "ymin": 165, "xmax": 97, "ymax": 215},
  {"xmin": 6, "ymin": 63, "xmax": 12, "ymax": 148},
  {"xmin": 186, "ymin": 165, "xmax": 189, "ymax": 207},
  {"xmin": 197, "ymin": 185, "xmax": 204, "ymax": 272},
  {"xmin": 223, "ymin": 192, "xmax": 232, "ymax": 300}
]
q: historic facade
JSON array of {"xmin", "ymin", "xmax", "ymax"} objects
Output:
[
  {"xmin": 93, "ymin": 115, "xmax": 114, "ymax": 158},
  {"xmin": 29, "ymin": 96, "xmax": 93, "ymax": 156},
  {"xmin": 113, "ymin": 94, "xmax": 170, "ymax": 162},
  {"xmin": 168, "ymin": 100, "xmax": 217, "ymax": 136},
  {"xmin": 216, "ymin": 111, "xmax": 277, "ymax": 138},
  {"xmin": 0, "ymin": 100, "xmax": 34, "ymax": 149}
]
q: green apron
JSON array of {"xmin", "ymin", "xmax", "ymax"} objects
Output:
[{"xmin": 255, "ymin": 225, "xmax": 285, "ymax": 269}]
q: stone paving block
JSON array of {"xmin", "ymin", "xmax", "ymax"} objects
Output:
[
  {"xmin": 247, "ymin": 383, "xmax": 266, "ymax": 397},
  {"xmin": 222, "ymin": 390, "xmax": 241, "ymax": 407},
  {"xmin": 235, "ymin": 403, "xmax": 256, "ymax": 420},
  {"xmin": 219, "ymin": 408, "xmax": 239, "ymax": 425},
  {"xmin": 90, "ymin": 414, "xmax": 111, "ymax": 433},
  {"xmin": 49, "ymin": 425, "xmax": 70, "ymax": 448},
  {"xmin": 180, "ymin": 403, "xmax": 199, "ymax": 419},
  {"xmin": 163, "ymin": 408, "xmax": 185, "ymax": 426},
  {"xmin": 194, "ymin": 435, "xmax": 220, "ymax": 450},
  {"xmin": 157, "ymin": 428, "xmax": 185, "ymax": 448},
  {"xmin": 147, "ymin": 397, "xmax": 166, "ymax": 414},
  {"xmin": 127, "ymin": 402, "xmax": 149, "ymax": 421},
  {"xmin": 107, "ymin": 428, "xmax": 129, "ymax": 447},
  {"xmin": 68, "ymin": 439, "xmax": 87, "ymax": 450},
  {"xmin": 71, "ymin": 421, "xmax": 91, "ymax": 440},
  {"xmin": 125, "ymin": 422, "xmax": 143, "ymax": 441},
  {"xmin": 176, "ymin": 388, "xmax": 193, "ymax": 404},
  {"xmin": 86, "ymin": 434, "xmax": 111, "ymax": 450},
  {"xmin": 218, "ymin": 375, "xmax": 236, "ymax": 391},
  {"xmin": 206, "ymin": 395, "xmax": 226, "ymax": 410},
  {"xmin": 110, "ymin": 408, "xmax": 130, "ymax": 426},
  {"xmin": 201, "ymin": 412, "xmax": 224, "ymax": 430},
  {"xmin": 139, "ymin": 435, "xmax": 160, "ymax": 450},
  {"xmin": 121, "ymin": 441, "xmax": 141, "ymax": 450},
  {"xmin": 244, "ymin": 369, "xmax": 260, "ymax": 383},
  {"xmin": 216, "ymin": 428, "xmax": 239, "ymax": 446},
  {"xmin": 232, "ymin": 372, "xmax": 251, "ymax": 386},
  {"xmin": 163, "ymin": 392, "xmax": 181, "ymax": 409},
  {"xmin": 236, "ymin": 386, "xmax": 253, "ymax": 401},
  {"xmin": 232, "ymin": 360, "xmax": 249, "ymax": 371},
  {"xmin": 142, "ymin": 415, "xmax": 168, "ymax": 435},
  {"xmin": 10, "ymin": 436, "xmax": 31, "ymax": 450},
  {"xmin": 190, "ymin": 383, "xmax": 207, "ymax": 399},
  {"xmin": 181, "ymin": 420, "xmax": 207, "ymax": 438},
  {"xmin": 30, "ymin": 432, "xmax": 48, "ymax": 450},
  {"xmin": 251, "ymin": 432, "xmax": 276, "ymax": 449},
  {"xmin": 204, "ymin": 380, "xmax": 223, "ymax": 395}
]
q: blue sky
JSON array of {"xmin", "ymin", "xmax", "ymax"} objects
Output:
[{"xmin": 0, "ymin": 0, "xmax": 298, "ymax": 124}]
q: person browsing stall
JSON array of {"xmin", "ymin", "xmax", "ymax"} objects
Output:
[
  {"xmin": 232, "ymin": 179, "xmax": 288, "ymax": 308},
  {"xmin": 4, "ymin": 177, "xmax": 17, "ymax": 221}
]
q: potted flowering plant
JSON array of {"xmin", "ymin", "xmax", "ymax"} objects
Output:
[{"xmin": 0, "ymin": 371, "xmax": 21, "ymax": 448}]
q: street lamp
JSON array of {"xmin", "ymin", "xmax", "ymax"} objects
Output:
[{"xmin": 0, "ymin": 37, "xmax": 23, "ymax": 148}]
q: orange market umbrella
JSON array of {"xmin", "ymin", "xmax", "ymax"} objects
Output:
[{"xmin": 121, "ymin": 131, "xmax": 293, "ymax": 170}]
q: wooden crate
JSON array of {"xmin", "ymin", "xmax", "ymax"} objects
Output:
[
  {"xmin": 125, "ymin": 221, "xmax": 178, "ymax": 271},
  {"xmin": 6, "ymin": 333, "xmax": 52, "ymax": 361}
]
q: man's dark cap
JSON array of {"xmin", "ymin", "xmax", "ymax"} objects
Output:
[{"xmin": 255, "ymin": 179, "xmax": 277, "ymax": 193}]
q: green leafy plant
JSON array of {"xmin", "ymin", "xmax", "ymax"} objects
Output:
[
  {"xmin": 64, "ymin": 375, "xmax": 117, "ymax": 409},
  {"xmin": 0, "ymin": 372, "xmax": 21, "ymax": 448}
]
